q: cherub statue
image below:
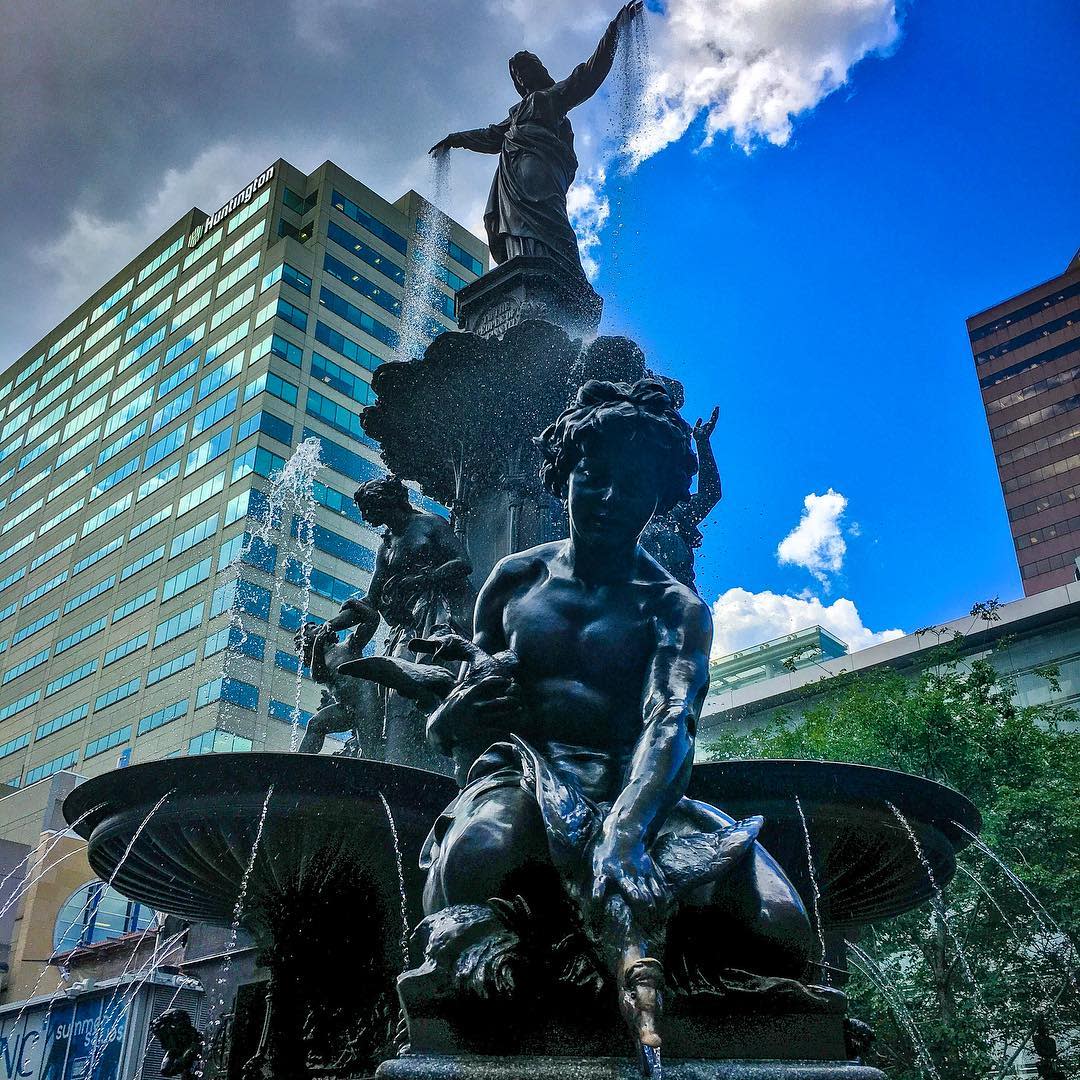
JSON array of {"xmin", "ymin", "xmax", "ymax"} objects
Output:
[
  {"xmin": 640, "ymin": 406, "xmax": 721, "ymax": 591},
  {"xmin": 148, "ymin": 1009, "xmax": 202, "ymax": 1080},
  {"xmin": 295, "ymin": 601, "xmax": 382, "ymax": 756},
  {"xmin": 430, "ymin": 2, "xmax": 644, "ymax": 277},
  {"xmin": 316, "ymin": 475, "xmax": 473, "ymax": 766}
]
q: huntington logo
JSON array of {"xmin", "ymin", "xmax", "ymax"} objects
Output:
[{"xmin": 187, "ymin": 164, "xmax": 275, "ymax": 247}]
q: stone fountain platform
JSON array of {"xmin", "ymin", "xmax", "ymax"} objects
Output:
[
  {"xmin": 689, "ymin": 759, "xmax": 981, "ymax": 929},
  {"xmin": 379, "ymin": 1055, "xmax": 884, "ymax": 1079}
]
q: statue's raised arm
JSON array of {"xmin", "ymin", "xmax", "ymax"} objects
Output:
[
  {"xmin": 428, "ymin": 1, "xmax": 644, "ymax": 274},
  {"xmin": 552, "ymin": 0, "xmax": 643, "ymax": 113}
]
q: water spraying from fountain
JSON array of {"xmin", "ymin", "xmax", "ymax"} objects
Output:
[
  {"xmin": 794, "ymin": 794, "xmax": 829, "ymax": 983},
  {"xmin": 887, "ymin": 802, "xmax": 992, "ymax": 1032},
  {"xmin": 201, "ymin": 783, "xmax": 275, "ymax": 1067},
  {"xmin": 611, "ymin": 2, "xmax": 652, "ymax": 170},
  {"xmin": 378, "ymin": 791, "xmax": 411, "ymax": 970},
  {"xmin": 846, "ymin": 940, "xmax": 941, "ymax": 1079},
  {"xmin": 247, "ymin": 438, "xmax": 323, "ymax": 749},
  {"xmin": 399, "ymin": 152, "xmax": 452, "ymax": 361},
  {"xmin": 952, "ymin": 820, "xmax": 1079, "ymax": 968}
]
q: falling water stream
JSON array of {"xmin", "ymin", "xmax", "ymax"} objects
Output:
[
  {"xmin": 253, "ymin": 439, "xmax": 322, "ymax": 749},
  {"xmin": 377, "ymin": 791, "xmax": 411, "ymax": 970},
  {"xmin": 219, "ymin": 438, "xmax": 323, "ymax": 751},
  {"xmin": 793, "ymin": 794, "xmax": 829, "ymax": 983},
  {"xmin": 846, "ymin": 940, "xmax": 942, "ymax": 1079},
  {"xmin": 886, "ymin": 802, "xmax": 993, "ymax": 1035},
  {"xmin": 398, "ymin": 153, "xmax": 452, "ymax": 361},
  {"xmin": 952, "ymin": 820, "xmax": 1079, "ymax": 968},
  {"xmin": 201, "ymin": 783, "xmax": 275, "ymax": 1072}
]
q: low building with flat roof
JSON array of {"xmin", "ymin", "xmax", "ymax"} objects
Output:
[
  {"xmin": 708, "ymin": 625, "xmax": 848, "ymax": 696},
  {"xmin": 700, "ymin": 583, "xmax": 1080, "ymax": 748}
]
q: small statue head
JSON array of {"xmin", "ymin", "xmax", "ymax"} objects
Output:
[
  {"xmin": 509, "ymin": 51, "xmax": 556, "ymax": 96},
  {"xmin": 536, "ymin": 379, "xmax": 697, "ymax": 544},
  {"xmin": 149, "ymin": 1009, "xmax": 202, "ymax": 1074},
  {"xmin": 354, "ymin": 475, "xmax": 412, "ymax": 529}
]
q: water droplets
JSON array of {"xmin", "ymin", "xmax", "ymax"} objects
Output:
[{"xmin": 398, "ymin": 153, "xmax": 453, "ymax": 361}]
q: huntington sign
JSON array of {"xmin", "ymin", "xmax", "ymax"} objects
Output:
[{"xmin": 187, "ymin": 164, "xmax": 275, "ymax": 247}]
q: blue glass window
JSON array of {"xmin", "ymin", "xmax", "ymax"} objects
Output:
[
  {"xmin": 229, "ymin": 626, "xmax": 266, "ymax": 660},
  {"xmin": 326, "ymin": 221, "xmax": 406, "ymax": 286},
  {"xmin": 311, "ymin": 352, "xmax": 375, "ymax": 406},
  {"xmin": 330, "ymin": 190, "xmax": 408, "ymax": 255},
  {"xmin": 447, "ymin": 239, "xmax": 483, "ymax": 276},
  {"xmin": 318, "ymin": 288, "xmax": 397, "ymax": 348},
  {"xmin": 302, "ymin": 429, "xmax": 382, "ymax": 479},
  {"xmin": 238, "ymin": 411, "xmax": 293, "ymax": 447},
  {"xmin": 269, "ymin": 699, "xmax": 314, "ymax": 727},
  {"xmin": 284, "ymin": 559, "xmax": 360, "ymax": 605},
  {"xmin": 278, "ymin": 605, "xmax": 325, "ymax": 633},
  {"xmin": 300, "ymin": 520, "xmax": 376, "ymax": 570},
  {"xmin": 313, "ymin": 321, "xmax": 382, "ymax": 374},
  {"xmin": 323, "ymin": 253, "xmax": 401, "ymax": 317},
  {"xmin": 305, "ymin": 390, "xmax": 368, "ymax": 442}
]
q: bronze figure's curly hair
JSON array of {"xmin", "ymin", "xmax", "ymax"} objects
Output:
[
  {"xmin": 353, "ymin": 474, "xmax": 411, "ymax": 518},
  {"xmin": 535, "ymin": 379, "xmax": 697, "ymax": 514}
]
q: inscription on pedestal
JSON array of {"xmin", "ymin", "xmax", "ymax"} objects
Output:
[{"xmin": 474, "ymin": 297, "xmax": 522, "ymax": 339}]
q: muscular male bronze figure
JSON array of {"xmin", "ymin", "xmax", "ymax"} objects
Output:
[{"xmin": 410, "ymin": 380, "xmax": 812, "ymax": 1058}]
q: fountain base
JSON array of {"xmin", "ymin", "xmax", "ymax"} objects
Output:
[
  {"xmin": 455, "ymin": 254, "xmax": 602, "ymax": 339},
  {"xmin": 379, "ymin": 1056, "xmax": 885, "ymax": 1080}
]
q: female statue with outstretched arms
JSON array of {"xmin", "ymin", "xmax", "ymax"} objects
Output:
[{"xmin": 430, "ymin": 1, "xmax": 644, "ymax": 276}]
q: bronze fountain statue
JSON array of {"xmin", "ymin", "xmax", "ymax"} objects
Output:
[
  {"xmin": 430, "ymin": 0, "xmax": 644, "ymax": 278},
  {"xmin": 62, "ymin": 6, "xmax": 983, "ymax": 1078}
]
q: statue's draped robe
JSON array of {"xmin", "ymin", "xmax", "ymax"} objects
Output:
[{"xmin": 453, "ymin": 20, "xmax": 621, "ymax": 273}]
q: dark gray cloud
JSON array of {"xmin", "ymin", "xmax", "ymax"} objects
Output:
[{"xmin": 0, "ymin": 0, "xmax": 608, "ymax": 359}]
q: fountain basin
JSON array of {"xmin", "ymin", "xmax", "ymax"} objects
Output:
[
  {"xmin": 62, "ymin": 752, "xmax": 458, "ymax": 929},
  {"xmin": 689, "ymin": 759, "xmax": 981, "ymax": 929}
]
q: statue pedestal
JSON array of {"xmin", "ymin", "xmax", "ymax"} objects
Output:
[
  {"xmin": 456, "ymin": 255, "xmax": 603, "ymax": 341},
  {"xmin": 379, "ymin": 1056, "xmax": 885, "ymax": 1080}
]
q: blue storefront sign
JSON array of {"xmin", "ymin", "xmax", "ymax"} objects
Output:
[{"xmin": 0, "ymin": 991, "xmax": 128, "ymax": 1080}]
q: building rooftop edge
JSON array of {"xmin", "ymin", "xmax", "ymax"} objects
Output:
[
  {"xmin": 965, "ymin": 246, "xmax": 1080, "ymax": 328},
  {"xmin": 703, "ymin": 580, "xmax": 1080, "ymax": 721}
]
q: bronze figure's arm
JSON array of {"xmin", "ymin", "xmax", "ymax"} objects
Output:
[
  {"xmin": 425, "ymin": 557, "xmax": 525, "ymax": 763},
  {"xmin": 687, "ymin": 406, "xmax": 721, "ymax": 525},
  {"xmin": 429, "ymin": 119, "xmax": 511, "ymax": 156},
  {"xmin": 590, "ymin": 589, "xmax": 713, "ymax": 915},
  {"xmin": 553, "ymin": 0, "xmax": 643, "ymax": 113}
]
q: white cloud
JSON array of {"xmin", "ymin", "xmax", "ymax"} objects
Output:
[
  {"xmin": 626, "ymin": 0, "xmax": 900, "ymax": 162},
  {"xmin": 711, "ymin": 586, "xmax": 904, "ymax": 658},
  {"xmin": 777, "ymin": 488, "xmax": 848, "ymax": 584},
  {"xmin": 566, "ymin": 168, "xmax": 610, "ymax": 279}
]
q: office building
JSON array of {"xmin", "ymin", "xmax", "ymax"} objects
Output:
[
  {"xmin": 969, "ymin": 249, "xmax": 1080, "ymax": 594},
  {"xmin": 700, "ymin": 583, "xmax": 1080, "ymax": 744},
  {"xmin": 0, "ymin": 158, "xmax": 487, "ymax": 788}
]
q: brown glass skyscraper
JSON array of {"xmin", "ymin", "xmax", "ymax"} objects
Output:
[{"xmin": 969, "ymin": 250, "xmax": 1080, "ymax": 594}]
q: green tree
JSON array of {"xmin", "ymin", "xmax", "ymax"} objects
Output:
[{"xmin": 707, "ymin": 634, "xmax": 1079, "ymax": 1079}]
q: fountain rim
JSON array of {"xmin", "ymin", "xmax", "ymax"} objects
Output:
[
  {"xmin": 690, "ymin": 757, "xmax": 982, "ymax": 842},
  {"xmin": 62, "ymin": 751, "xmax": 458, "ymax": 839}
]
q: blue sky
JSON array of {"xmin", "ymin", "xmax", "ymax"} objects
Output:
[
  {"xmin": 595, "ymin": 0, "xmax": 1080, "ymax": 649},
  {"xmin": 0, "ymin": 0, "xmax": 1076, "ymax": 655}
]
